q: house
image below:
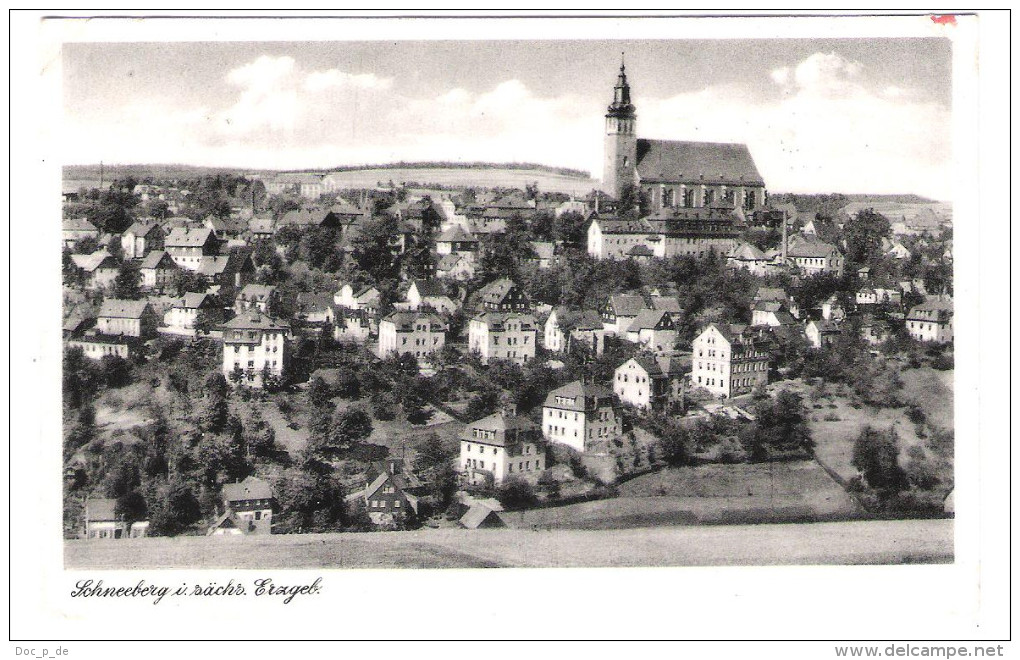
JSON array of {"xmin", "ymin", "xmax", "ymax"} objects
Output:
[
  {"xmin": 459, "ymin": 501, "xmax": 505, "ymax": 529},
  {"xmin": 196, "ymin": 250, "xmax": 255, "ymax": 290},
  {"xmin": 587, "ymin": 208, "xmax": 742, "ymax": 261},
  {"xmin": 120, "ymin": 221, "xmax": 165, "ymax": 259},
  {"xmin": 66, "ymin": 334, "xmax": 135, "ymax": 361},
  {"xmin": 69, "ymin": 250, "xmax": 120, "ymax": 290},
  {"xmin": 821, "ymin": 295, "xmax": 846, "ymax": 322},
  {"xmin": 614, "ymin": 354, "xmax": 688, "ymax": 411},
  {"xmin": 857, "ymin": 266, "xmax": 871, "ymax": 280},
  {"xmin": 361, "ymin": 459, "xmax": 423, "ymax": 525},
  {"xmin": 204, "ymin": 215, "xmax": 247, "ymax": 240},
  {"xmin": 468, "ymin": 312, "xmax": 537, "ymax": 365},
  {"xmin": 624, "ymin": 309, "xmax": 677, "ymax": 353},
  {"xmin": 460, "ymin": 409, "xmax": 546, "ymax": 486},
  {"xmin": 601, "ymin": 293, "xmax": 647, "ymax": 335},
  {"xmin": 137, "ymin": 250, "xmax": 179, "ymax": 292},
  {"xmin": 856, "ymin": 287, "xmax": 903, "ymax": 307},
  {"xmin": 544, "ymin": 308, "xmax": 605, "ymax": 356},
  {"xmin": 860, "ymin": 316, "xmax": 892, "ymax": 345},
  {"xmin": 207, "ymin": 511, "xmax": 256, "ymax": 536},
  {"xmin": 529, "ymin": 241, "xmax": 557, "ymax": 269},
  {"xmin": 295, "ymin": 292, "xmax": 337, "ymax": 328},
  {"xmin": 164, "ymin": 292, "xmax": 216, "ymax": 335},
  {"xmin": 436, "ymin": 253, "xmax": 477, "ymax": 281},
  {"xmin": 435, "ymin": 225, "xmax": 479, "ymax": 257},
  {"xmin": 335, "ymin": 283, "xmax": 381, "ymax": 316},
  {"xmin": 83, "ymin": 497, "xmax": 148, "ymax": 539},
  {"xmin": 378, "ymin": 311, "xmax": 447, "ymax": 361},
  {"xmin": 333, "ymin": 310, "xmax": 372, "ymax": 344},
  {"xmin": 906, "ymin": 301, "xmax": 954, "ymax": 344},
  {"xmin": 751, "ymin": 301, "xmax": 797, "ymax": 328},
  {"xmin": 477, "ymin": 279, "xmax": 531, "ymax": 313},
  {"xmin": 542, "ymin": 381, "xmax": 621, "ymax": 454},
  {"xmin": 220, "ymin": 476, "xmax": 275, "ymax": 534},
  {"xmin": 884, "ymin": 240, "xmax": 912, "ymax": 260},
  {"xmin": 97, "ymin": 299, "xmax": 158, "ymax": 338},
  {"xmin": 63, "ymin": 218, "xmax": 100, "ymax": 248},
  {"xmin": 691, "ymin": 323, "xmax": 770, "ymax": 398},
  {"xmin": 805, "ymin": 319, "xmax": 841, "ymax": 349},
  {"xmin": 649, "ymin": 294, "xmax": 682, "ymax": 314},
  {"xmin": 248, "ymin": 216, "xmax": 276, "ymax": 241},
  {"xmin": 727, "ymin": 242, "xmax": 769, "ymax": 276},
  {"xmin": 555, "ymin": 199, "xmax": 589, "ymax": 218},
  {"xmin": 786, "ymin": 236, "xmax": 844, "ymax": 276},
  {"xmin": 165, "ymin": 227, "xmax": 219, "ymax": 271},
  {"xmin": 221, "ymin": 311, "xmax": 289, "ymax": 388},
  {"xmin": 235, "ymin": 284, "xmax": 277, "ymax": 315},
  {"xmin": 404, "ymin": 279, "xmax": 458, "ymax": 314}
]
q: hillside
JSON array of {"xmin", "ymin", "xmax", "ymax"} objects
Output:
[{"xmin": 64, "ymin": 519, "xmax": 953, "ymax": 569}]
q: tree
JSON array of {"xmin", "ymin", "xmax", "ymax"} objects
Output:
[
  {"xmin": 100, "ymin": 354, "xmax": 132, "ymax": 388},
  {"xmin": 307, "ymin": 376, "xmax": 333, "ymax": 409},
  {"xmin": 843, "ymin": 209, "xmax": 891, "ymax": 266},
  {"xmin": 115, "ymin": 490, "xmax": 148, "ymax": 523},
  {"xmin": 654, "ymin": 419, "xmax": 695, "ymax": 467},
  {"xmin": 199, "ymin": 392, "xmax": 229, "ymax": 434},
  {"xmin": 743, "ymin": 390, "xmax": 814, "ymax": 461},
  {"xmin": 851, "ymin": 425, "xmax": 908, "ymax": 495},
  {"xmin": 63, "ymin": 346, "xmax": 104, "ymax": 408},
  {"xmin": 496, "ymin": 476, "xmax": 538, "ymax": 510},
  {"xmin": 114, "ymin": 260, "xmax": 142, "ymax": 299},
  {"xmin": 335, "ymin": 369, "xmax": 361, "ymax": 399},
  {"xmin": 308, "ymin": 406, "xmax": 373, "ymax": 458},
  {"xmin": 148, "ymin": 478, "xmax": 202, "ymax": 536}
]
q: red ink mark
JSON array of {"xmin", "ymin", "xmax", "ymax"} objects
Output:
[{"xmin": 930, "ymin": 15, "xmax": 957, "ymax": 25}]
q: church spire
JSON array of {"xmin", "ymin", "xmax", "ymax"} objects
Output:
[{"xmin": 607, "ymin": 53, "xmax": 634, "ymax": 117}]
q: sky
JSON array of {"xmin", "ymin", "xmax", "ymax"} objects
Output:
[{"xmin": 62, "ymin": 37, "xmax": 953, "ymax": 198}]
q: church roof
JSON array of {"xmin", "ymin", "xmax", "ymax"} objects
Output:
[{"xmin": 635, "ymin": 139, "xmax": 765, "ymax": 187}]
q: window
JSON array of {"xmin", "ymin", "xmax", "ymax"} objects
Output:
[{"xmin": 394, "ymin": 500, "xmax": 400, "ymax": 508}]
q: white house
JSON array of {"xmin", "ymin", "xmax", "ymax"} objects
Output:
[
  {"xmin": 613, "ymin": 354, "xmax": 688, "ymax": 411},
  {"xmin": 221, "ymin": 311, "xmax": 289, "ymax": 387},
  {"xmin": 542, "ymin": 380, "xmax": 620, "ymax": 454},
  {"xmin": 468, "ymin": 312, "xmax": 537, "ymax": 365},
  {"xmin": 624, "ymin": 309, "xmax": 677, "ymax": 354},
  {"xmin": 460, "ymin": 410, "xmax": 545, "ymax": 486},
  {"xmin": 544, "ymin": 307, "xmax": 605, "ymax": 356},
  {"xmin": 805, "ymin": 319, "xmax": 841, "ymax": 349},
  {"xmin": 906, "ymin": 301, "xmax": 954, "ymax": 344},
  {"xmin": 691, "ymin": 323, "xmax": 770, "ymax": 398},
  {"xmin": 378, "ymin": 311, "xmax": 447, "ymax": 361}
]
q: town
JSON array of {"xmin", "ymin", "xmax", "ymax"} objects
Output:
[{"xmin": 61, "ymin": 61, "xmax": 954, "ymax": 547}]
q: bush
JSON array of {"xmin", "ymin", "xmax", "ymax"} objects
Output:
[
  {"xmin": 823, "ymin": 412, "xmax": 840, "ymax": 422},
  {"xmin": 495, "ymin": 476, "xmax": 538, "ymax": 510},
  {"xmin": 371, "ymin": 391, "xmax": 397, "ymax": 421}
]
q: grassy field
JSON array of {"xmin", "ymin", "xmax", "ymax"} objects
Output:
[
  {"xmin": 809, "ymin": 368, "xmax": 953, "ymax": 482},
  {"xmin": 509, "ymin": 460, "xmax": 858, "ymax": 530},
  {"xmin": 64, "ymin": 518, "xmax": 953, "ymax": 569}
]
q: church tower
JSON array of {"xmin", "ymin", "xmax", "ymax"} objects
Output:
[{"xmin": 602, "ymin": 58, "xmax": 638, "ymax": 200}]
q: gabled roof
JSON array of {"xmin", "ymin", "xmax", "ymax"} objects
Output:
[
  {"xmin": 606, "ymin": 294, "xmax": 647, "ymax": 317},
  {"xmin": 463, "ymin": 411, "xmax": 538, "ymax": 445},
  {"xmin": 86, "ymin": 497, "xmax": 118, "ymax": 522},
  {"xmin": 635, "ymin": 139, "xmax": 765, "ymax": 186},
  {"xmin": 472, "ymin": 312, "xmax": 536, "ymax": 330},
  {"xmin": 729, "ymin": 242, "xmax": 767, "ymax": 260},
  {"xmin": 437, "ymin": 253, "xmax": 469, "ymax": 270},
  {"xmin": 593, "ymin": 217, "xmax": 651, "ymax": 234},
  {"xmin": 221, "ymin": 310, "xmax": 289, "ymax": 332},
  {"xmin": 630, "ymin": 308, "xmax": 672, "ymax": 331},
  {"xmin": 907, "ymin": 301, "xmax": 953, "ymax": 322},
  {"xmin": 649, "ymin": 296, "xmax": 681, "ymax": 313},
  {"xmin": 165, "ymin": 227, "xmax": 215, "ymax": 247},
  {"xmin": 409, "ymin": 279, "xmax": 445, "ymax": 298},
  {"xmin": 222, "ymin": 476, "xmax": 274, "ymax": 503},
  {"xmin": 551, "ymin": 307, "xmax": 603, "ymax": 332},
  {"xmin": 207, "ymin": 511, "xmax": 253, "ymax": 535},
  {"xmin": 753, "ymin": 300, "xmax": 783, "ymax": 313},
  {"xmin": 530, "ymin": 241, "xmax": 556, "ymax": 260},
  {"xmin": 138, "ymin": 250, "xmax": 176, "ymax": 270},
  {"xmin": 70, "ymin": 250, "xmax": 117, "ymax": 272},
  {"xmin": 788, "ymin": 239, "xmax": 840, "ymax": 259},
  {"xmin": 175, "ymin": 292, "xmax": 210, "ymax": 309},
  {"xmin": 629, "ymin": 355, "xmax": 664, "ymax": 378},
  {"xmin": 809, "ymin": 319, "xmax": 841, "ymax": 333},
  {"xmin": 478, "ymin": 279, "xmax": 520, "ymax": 305},
  {"xmin": 238, "ymin": 283, "xmax": 276, "ymax": 300},
  {"xmin": 98, "ymin": 299, "xmax": 151, "ymax": 319},
  {"xmin": 460, "ymin": 503, "xmax": 505, "ymax": 529},
  {"xmin": 63, "ymin": 218, "xmax": 98, "ymax": 233},
  {"xmin": 382, "ymin": 311, "xmax": 447, "ymax": 331},
  {"xmin": 249, "ymin": 217, "xmax": 275, "ymax": 233},
  {"xmin": 656, "ymin": 353, "xmax": 691, "ymax": 376},
  {"xmin": 544, "ymin": 380, "xmax": 615, "ymax": 411},
  {"xmin": 754, "ymin": 286, "xmax": 787, "ymax": 302},
  {"xmin": 124, "ymin": 221, "xmax": 161, "ymax": 237},
  {"xmin": 436, "ymin": 225, "xmax": 476, "ymax": 242}
]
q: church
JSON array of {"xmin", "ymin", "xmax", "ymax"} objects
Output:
[
  {"xmin": 588, "ymin": 60, "xmax": 766, "ymax": 261},
  {"xmin": 602, "ymin": 60, "xmax": 767, "ymax": 213}
]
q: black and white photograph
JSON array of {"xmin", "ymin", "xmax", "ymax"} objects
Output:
[{"xmin": 8, "ymin": 10, "xmax": 1010, "ymax": 649}]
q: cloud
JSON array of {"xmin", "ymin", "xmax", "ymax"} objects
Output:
[{"xmin": 63, "ymin": 51, "xmax": 951, "ymax": 199}]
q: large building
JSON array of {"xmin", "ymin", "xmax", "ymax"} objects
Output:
[
  {"xmin": 602, "ymin": 60, "xmax": 766, "ymax": 214},
  {"xmin": 460, "ymin": 409, "xmax": 546, "ymax": 486},
  {"xmin": 614, "ymin": 355, "xmax": 688, "ymax": 411},
  {"xmin": 468, "ymin": 312, "xmax": 537, "ymax": 365},
  {"xmin": 542, "ymin": 380, "xmax": 621, "ymax": 455},
  {"xmin": 906, "ymin": 301, "xmax": 954, "ymax": 344},
  {"xmin": 587, "ymin": 207, "xmax": 742, "ymax": 261},
  {"xmin": 692, "ymin": 323, "xmax": 770, "ymax": 398},
  {"xmin": 378, "ymin": 311, "xmax": 447, "ymax": 361},
  {"xmin": 221, "ymin": 310, "xmax": 289, "ymax": 388}
]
